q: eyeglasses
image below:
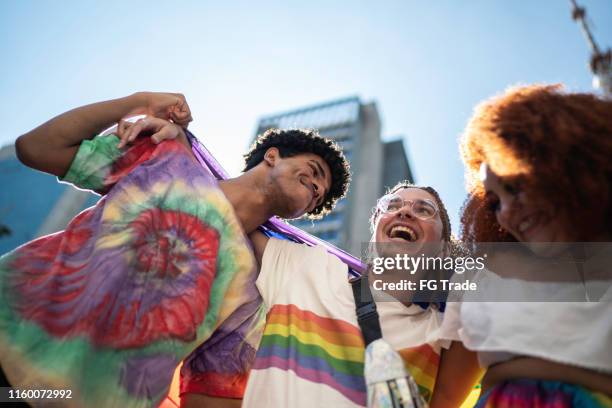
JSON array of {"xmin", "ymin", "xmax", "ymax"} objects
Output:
[{"xmin": 376, "ymin": 193, "xmax": 439, "ymax": 220}]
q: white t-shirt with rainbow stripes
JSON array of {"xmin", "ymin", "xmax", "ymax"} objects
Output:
[{"xmin": 243, "ymin": 238, "xmax": 450, "ymax": 407}]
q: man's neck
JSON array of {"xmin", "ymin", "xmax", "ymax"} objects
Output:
[{"xmin": 219, "ymin": 171, "xmax": 273, "ymax": 234}]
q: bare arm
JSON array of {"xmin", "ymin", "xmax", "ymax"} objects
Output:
[
  {"xmin": 430, "ymin": 341, "xmax": 483, "ymax": 408},
  {"xmin": 15, "ymin": 92, "xmax": 192, "ymax": 177}
]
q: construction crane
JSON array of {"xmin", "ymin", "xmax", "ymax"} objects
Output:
[{"xmin": 570, "ymin": 0, "xmax": 612, "ymax": 96}]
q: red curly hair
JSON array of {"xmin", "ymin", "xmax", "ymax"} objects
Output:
[{"xmin": 460, "ymin": 84, "xmax": 612, "ymax": 246}]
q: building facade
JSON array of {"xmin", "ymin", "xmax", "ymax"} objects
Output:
[
  {"xmin": 254, "ymin": 96, "xmax": 413, "ymax": 255},
  {"xmin": 0, "ymin": 144, "xmax": 98, "ymax": 254}
]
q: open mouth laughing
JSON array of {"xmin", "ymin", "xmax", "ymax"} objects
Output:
[{"xmin": 387, "ymin": 223, "xmax": 419, "ymax": 242}]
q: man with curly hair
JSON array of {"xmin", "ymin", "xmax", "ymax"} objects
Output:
[
  {"xmin": 180, "ymin": 127, "xmax": 350, "ymax": 408},
  {"xmin": 2, "ymin": 92, "xmax": 350, "ymax": 408},
  {"xmin": 242, "ymin": 128, "xmax": 350, "ymax": 220}
]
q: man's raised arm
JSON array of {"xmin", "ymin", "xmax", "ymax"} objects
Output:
[{"xmin": 15, "ymin": 92, "xmax": 192, "ymax": 177}]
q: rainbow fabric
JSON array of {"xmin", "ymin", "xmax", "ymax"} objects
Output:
[
  {"xmin": 398, "ymin": 343, "xmax": 440, "ymax": 401},
  {"xmin": 254, "ymin": 304, "xmax": 367, "ymax": 404},
  {"xmin": 0, "ymin": 134, "xmax": 257, "ymax": 407},
  {"xmin": 253, "ymin": 304, "xmax": 440, "ymax": 406},
  {"xmin": 476, "ymin": 379, "xmax": 612, "ymax": 408}
]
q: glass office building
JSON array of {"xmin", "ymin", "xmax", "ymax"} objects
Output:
[{"xmin": 0, "ymin": 144, "xmax": 98, "ymax": 254}]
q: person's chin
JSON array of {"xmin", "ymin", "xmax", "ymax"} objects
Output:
[
  {"xmin": 523, "ymin": 230, "xmax": 571, "ymax": 257},
  {"xmin": 285, "ymin": 204, "xmax": 309, "ymax": 219},
  {"xmin": 285, "ymin": 211, "xmax": 305, "ymax": 220},
  {"xmin": 376, "ymin": 238, "xmax": 422, "ymax": 258},
  {"xmin": 524, "ymin": 242, "xmax": 557, "ymax": 257}
]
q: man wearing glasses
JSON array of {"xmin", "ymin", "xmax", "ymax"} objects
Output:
[{"xmin": 242, "ymin": 183, "xmax": 458, "ymax": 407}]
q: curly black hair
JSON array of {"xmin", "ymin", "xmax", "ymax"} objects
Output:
[{"xmin": 243, "ymin": 128, "xmax": 351, "ymax": 218}]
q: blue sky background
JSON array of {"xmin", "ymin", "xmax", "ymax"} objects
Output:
[{"xmin": 1, "ymin": 0, "xmax": 610, "ymax": 230}]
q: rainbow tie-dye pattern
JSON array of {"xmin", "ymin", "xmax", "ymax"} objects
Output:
[{"xmin": 0, "ymin": 134, "xmax": 257, "ymax": 407}]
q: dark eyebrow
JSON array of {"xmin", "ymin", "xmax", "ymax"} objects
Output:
[{"xmin": 310, "ymin": 160, "xmax": 327, "ymax": 181}]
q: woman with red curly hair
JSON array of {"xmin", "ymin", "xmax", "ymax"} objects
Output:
[{"xmin": 432, "ymin": 85, "xmax": 612, "ymax": 407}]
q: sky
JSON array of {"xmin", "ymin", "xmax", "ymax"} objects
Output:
[{"xmin": 1, "ymin": 0, "xmax": 610, "ymax": 230}]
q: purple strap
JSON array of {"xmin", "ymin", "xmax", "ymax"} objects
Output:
[{"xmin": 188, "ymin": 130, "xmax": 365, "ymax": 276}]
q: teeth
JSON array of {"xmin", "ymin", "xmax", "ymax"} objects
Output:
[
  {"xmin": 518, "ymin": 216, "xmax": 535, "ymax": 233},
  {"xmin": 390, "ymin": 225, "xmax": 417, "ymax": 241}
]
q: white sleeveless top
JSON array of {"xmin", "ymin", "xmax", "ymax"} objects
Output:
[{"xmin": 435, "ymin": 269, "xmax": 612, "ymax": 373}]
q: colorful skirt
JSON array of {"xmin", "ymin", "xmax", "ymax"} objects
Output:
[{"xmin": 475, "ymin": 379, "xmax": 612, "ymax": 408}]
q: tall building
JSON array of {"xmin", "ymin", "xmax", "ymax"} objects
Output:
[
  {"xmin": 0, "ymin": 144, "xmax": 98, "ymax": 254},
  {"xmin": 254, "ymin": 96, "xmax": 414, "ymax": 255}
]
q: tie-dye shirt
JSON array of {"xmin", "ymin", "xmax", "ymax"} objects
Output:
[
  {"xmin": 242, "ymin": 238, "xmax": 450, "ymax": 407},
  {"xmin": 0, "ymin": 134, "xmax": 263, "ymax": 407}
]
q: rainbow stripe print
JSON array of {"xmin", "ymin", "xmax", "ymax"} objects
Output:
[
  {"xmin": 253, "ymin": 304, "xmax": 442, "ymax": 405},
  {"xmin": 253, "ymin": 304, "xmax": 368, "ymax": 405},
  {"xmin": 398, "ymin": 343, "xmax": 440, "ymax": 402}
]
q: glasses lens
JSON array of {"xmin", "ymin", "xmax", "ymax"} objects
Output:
[
  {"xmin": 413, "ymin": 199, "xmax": 437, "ymax": 219},
  {"xmin": 378, "ymin": 195, "xmax": 438, "ymax": 219},
  {"xmin": 379, "ymin": 194, "xmax": 403, "ymax": 213}
]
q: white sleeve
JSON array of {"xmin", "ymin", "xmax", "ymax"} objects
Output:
[
  {"xmin": 256, "ymin": 238, "xmax": 286, "ymax": 308},
  {"xmin": 429, "ymin": 266, "xmax": 490, "ymax": 345},
  {"xmin": 435, "ymin": 301, "xmax": 463, "ymax": 343},
  {"xmin": 256, "ymin": 238, "xmax": 314, "ymax": 310}
]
